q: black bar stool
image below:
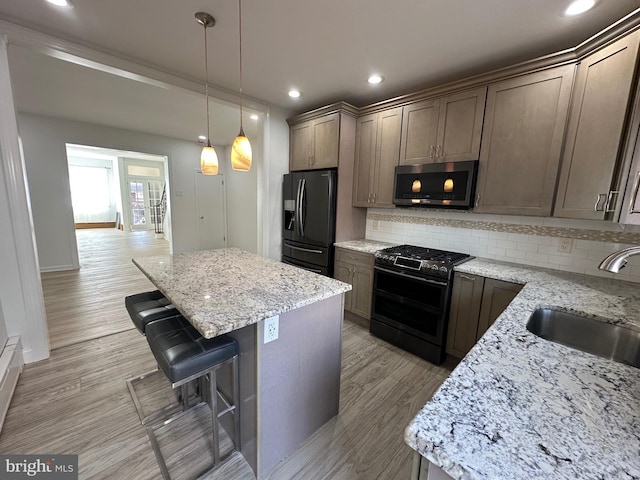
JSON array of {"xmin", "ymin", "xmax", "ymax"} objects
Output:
[
  {"xmin": 125, "ymin": 290, "xmax": 186, "ymax": 424},
  {"xmin": 144, "ymin": 315, "xmax": 240, "ymax": 479},
  {"xmin": 124, "ymin": 290, "xmax": 180, "ymax": 334}
]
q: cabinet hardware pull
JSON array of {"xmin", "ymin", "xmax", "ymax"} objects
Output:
[
  {"xmin": 429, "ymin": 145, "xmax": 435, "ymax": 159},
  {"xmin": 373, "ymin": 192, "xmax": 376, "ymax": 203},
  {"xmin": 630, "ymin": 171, "xmax": 640, "ymax": 214},
  {"xmin": 475, "ymin": 194, "xmax": 480, "ymax": 208},
  {"xmin": 605, "ymin": 190, "xmax": 620, "ymax": 213},
  {"xmin": 436, "ymin": 144, "xmax": 442, "ymax": 158},
  {"xmin": 594, "ymin": 193, "xmax": 607, "ymax": 212},
  {"xmin": 459, "ymin": 274, "xmax": 475, "ymax": 281}
]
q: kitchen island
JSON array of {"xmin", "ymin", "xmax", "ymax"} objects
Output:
[
  {"xmin": 133, "ymin": 248, "xmax": 351, "ymax": 478},
  {"xmin": 406, "ymin": 258, "xmax": 640, "ymax": 480}
]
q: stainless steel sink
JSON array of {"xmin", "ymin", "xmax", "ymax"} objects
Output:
[{"xmin": 526, "ymin": 308, "xmax": 640, "ymax": 369}]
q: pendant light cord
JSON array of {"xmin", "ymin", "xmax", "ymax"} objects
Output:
[
  {"xmin": 204, "ymin": 22, "xmax": 211, "ymax": 146},
  {"xmin": 239, "ymin": 0, "xmax": 244, "ymax": 132}
]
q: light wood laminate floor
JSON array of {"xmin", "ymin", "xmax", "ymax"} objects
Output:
[
  {"xmin": 3, "ymin": 229, "xmax": 457, "ymax": 479},
  {"xmin": 42, "ymin": 228, "xmax": 170, "ymax": 350}
]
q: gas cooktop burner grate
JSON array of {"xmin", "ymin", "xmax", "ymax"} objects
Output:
[{"xmin": 377, "ymin": 244, "xmax": 471, "ymax": 264}]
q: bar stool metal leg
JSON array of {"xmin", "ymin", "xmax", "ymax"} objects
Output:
[{"xmin": 209, "ymin": 368, "xmax": 221, "ymax": 466}]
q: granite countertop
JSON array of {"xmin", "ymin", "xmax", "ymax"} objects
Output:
[
  {"xmin": 133, "ymin": 248, "xmax": 351, "ymax": 339},
  {"xmin": 405, "ymin": 258, "xmax": 640, "ymax": 480},
  {"xmin": 334, "ymin": 239, "xmax": 397, "ymax": 254}
]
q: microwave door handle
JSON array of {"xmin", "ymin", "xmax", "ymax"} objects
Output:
[{"xmin": 299, "ymin": 178, "xmax": 306, "ymax": 238}]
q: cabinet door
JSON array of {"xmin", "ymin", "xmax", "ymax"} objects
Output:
[
  {"xmin": 312, "ymin": 113, "xmax": 340, "ymax": 169},
  {"xmin": 399, "ymin": 99, "xmax": 439, "ymax": 165},
  {"xmin": 477, "ymin": 279, "xmax": 522, "ymax": 339},
  {"xmin": 554, "ymin": 33, "xmax": 640, "ymax": 220},
  {"xmin": 372, "ymin": 107, "xmax": 402, "ymax": 208},
  {"xmin": 436, "ymin": 87, "xmax": 486, "ymax": 162},
  {"xmin": 446, "ymin": 272, "xmax": 484, "ymax": 358},
  {"xmin": 475, "ymin": 66, "xmax": 574, "ymax": 215},
  {"xmin": 290, "ymin": 121, "xmax": 312, "ymax": 171},
  {"xmin": 334, "ymin": 260, "xmax": 353, "ymax": 311},
  {"xmin": 351, "ymin": 265, "xmax": 374, "ymax": 319},
  {"xmin": 353, "ymin": 113, "xmax": 378, "ymax": 207}
]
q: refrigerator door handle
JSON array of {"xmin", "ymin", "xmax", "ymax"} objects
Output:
[
  {"xmin": 295, "ymin": 178, "xmax": 303, "ymax": 236},
  {"xmin": 299, "ymin": 178, "xmax": 306, "ymax": 238}
]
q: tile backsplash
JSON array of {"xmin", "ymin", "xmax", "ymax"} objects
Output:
[{"xmin": 366, "ymin": 208, "xmax": 640, "ymax": 283}]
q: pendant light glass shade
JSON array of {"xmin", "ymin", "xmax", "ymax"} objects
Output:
[
  {"xmin": 201, "ymin": 144, "xmax": 219, "ymax": 175},
  {"xmin": 233, "ymin": 0, "xmax": 252, "ymax": 172},
  {"xmin": 196, "ymin": 12, "xmax": 218, "ymax": 175},
  {"xmin": 232, "ymin": 128, "xmax": 252, "ymax": 171}
]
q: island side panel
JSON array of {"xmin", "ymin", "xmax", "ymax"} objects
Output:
[
  {"xmin": 224, "ymin": 323, "xmax": 258, "ymax": 477},
  {"xmin": 257, "ymin": 294, "xmax": 344, "ymax": 477}
]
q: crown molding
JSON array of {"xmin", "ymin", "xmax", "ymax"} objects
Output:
[{"xmin": 286, "ymin": 101, "xmax": 359, "ymax": 125}]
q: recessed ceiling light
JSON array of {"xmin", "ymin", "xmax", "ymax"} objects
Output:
[
  {"xmin": 198, "ymin": 135, "xmax": 207, "ymax": 141},
  {"xmin": 46, "ymin": 0, "xmax": 73, "ymax": 7},
  {"xmin": 564, "ymin": 0, "xmax": 595, "ymax": 16},
  {"xmin": 288, "ymin": 89, "xmax": 302, "ymax": 98},
  {"xmin": 367, "ymin": 74, "xmax": 384, "ymax": 85},
  {"xmin": 250, "ymin": 114, "xmax": 259, "ymax": 120}
]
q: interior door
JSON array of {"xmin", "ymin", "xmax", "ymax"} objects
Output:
[
  {"xmin": 195, "ymin": 173, "xmax": 227, "ymax": 250},
  {"xmin": 128, "ymin": 178, "xmax": 162, "ymax": 231}
]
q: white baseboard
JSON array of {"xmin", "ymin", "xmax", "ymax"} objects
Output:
[
  {"xmin": 0, "ymin": 336, "xmax": 23, "ymax": 433},
  {"xmin": 40, "ymin": 264, "xmax": 76, "ymax": 273}
]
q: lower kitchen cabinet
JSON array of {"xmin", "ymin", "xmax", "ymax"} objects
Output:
[
  {"xmin": 334, "ymin": 248, "xmax": 374, "ymax": 319},
  {"xmin": 446, "ymin": 272, "xmax": 522, "ymax": 358}
]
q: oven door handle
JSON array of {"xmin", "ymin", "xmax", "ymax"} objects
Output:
[{"xmin": 374, "ymin": 266, "xmax": 448, "ymax": 287}]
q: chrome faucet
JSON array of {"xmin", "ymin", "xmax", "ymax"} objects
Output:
[{"xmin": 598, "ymin": 246, "xmax": 640, "ymax": 273}]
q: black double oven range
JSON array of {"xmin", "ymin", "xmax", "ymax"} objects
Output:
[{"xmin": 371, "ymin": 245, "xmax": 472, "ymax": 365}]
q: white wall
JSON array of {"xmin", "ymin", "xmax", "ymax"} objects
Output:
[
  {"xmin": 264, "ymin": 107, "xmax": 290, "ymax": 260},
  {"xmin": 223, "ymin": 144, "xmax": 258, "ymax": 253},
  {"xmin": 17, "ymin": 113, "xmax": 224, "ymax": 270}
]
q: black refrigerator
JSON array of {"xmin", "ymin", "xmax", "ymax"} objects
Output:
[{"xmin": 282, "ymin": 169, "xmax": 337, "ymax": 276}]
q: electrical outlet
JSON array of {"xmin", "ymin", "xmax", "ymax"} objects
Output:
[
  {"xmin": 557, "ymin": 238, "xmax": 573, "ymax": 253},
  {"xmin": 264, "ymin": 316, "xmax": 279, "ymax": 344},
  {"xmin": 372, "ymin": 220, "xmax": 379, "ymax": 230}
]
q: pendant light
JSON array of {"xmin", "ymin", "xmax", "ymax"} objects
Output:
[
  {"xmin": 231, "ymin": 0, "xmax": 252, "ymax": 172},
  {"xmin": 196, "ymin": 12, "xmax": 219, "ymax": 175}
]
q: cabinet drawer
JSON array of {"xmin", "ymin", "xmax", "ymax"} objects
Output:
[{"xmin": 335, "ymin": 248, "xmax": 374, "ymax": 268}]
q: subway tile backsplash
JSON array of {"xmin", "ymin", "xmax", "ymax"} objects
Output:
[{"xmin": 366, "ymin": 208, "xmax": 640, "ymax": 283}]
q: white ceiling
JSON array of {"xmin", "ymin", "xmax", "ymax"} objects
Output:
[{"xmin": 1, "ymin": 0, "xmax": 639, "ymax": 143}]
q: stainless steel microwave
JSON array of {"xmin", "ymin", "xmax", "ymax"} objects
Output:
[{"xmin": 393, "ymin": 160, "xmax": 479, "ymax": 208}]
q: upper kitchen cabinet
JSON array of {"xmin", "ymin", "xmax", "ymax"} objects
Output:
[
  {"xmin": 399, "ymin": 87, "xmax": 486, "ymax": 165},
  {"xmin": 353, "ymin": 107, "xmax": 402, "ymax": 208},
  {"xmin": 289, "ymin": 112, "xmax": 340, "ymax": 171},
  {"xmin": 554, "ymin": 31, "xmax": 640, "ymax": 220},
  {"xmin": 287, "ymin": 103, "xmax": 367, "ymax": 242},
  {"xmin": 474, "ymin": 65, "xmax": 574, "ymax": 216}
]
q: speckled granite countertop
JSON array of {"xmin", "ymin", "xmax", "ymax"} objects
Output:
[
  {"xmin": 133, "ymin": 248, "xmax": 351, "ymax": 338},
  {"xmin": 334, "ymin": 239, "xmax": 397, "ymax": 254},
  {"xmin": 405, "ymin": 258, "xmax": 640, "ymax": 480}
]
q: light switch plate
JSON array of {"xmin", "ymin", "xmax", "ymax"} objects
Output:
[{"xmin": 264, "ymin": 316, "xmax": 279, "ymax": 344}]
